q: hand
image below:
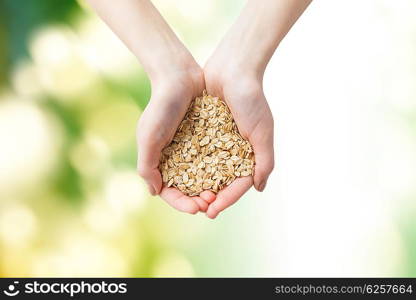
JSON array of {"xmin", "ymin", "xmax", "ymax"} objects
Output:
[
  {"xmin": 200, "ymin": 0, "xmax": 312, "ymax": 219},
  {"xmin": 136, "ymin": 66, "xmax": 216, "ymax": 214},
  {"xmin": 89, "ymin": 0, "xmax": 309, "ymax": 218},
  {"xmin": 203, "ymin": 62, "xmax": 275, "ymax": 219}
]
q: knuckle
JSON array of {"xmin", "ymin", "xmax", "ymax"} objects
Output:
[
  {"xmin": 265, "ymin": 156, "xmax": 275, "ymax": 174},
  {"xmin": 209, "ymin": 202, "xmax": 219, "ymax": 214},
  {"xmin": 137, "ymin": 165, "xmax": 150, "ymax": 178},
  {"xmin": 257, "ymin": 158, "xmax": 275, "ymax": 176},
  {"xmin": 268, "ymin": 160, "xmax": 275, "ymax": 174}
]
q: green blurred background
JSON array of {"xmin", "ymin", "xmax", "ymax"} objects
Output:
[{"xmin": 0, "ymin": 0, "xmax": 415, "ymax": 277}]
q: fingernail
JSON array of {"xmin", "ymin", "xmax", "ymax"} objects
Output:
[
  {"xmin": 147, "ymin": 183, "xmax": 156, "ymax": 195},
  {"xmin": 206, "ymin": 213, "xmax": 216, "ymax": 219},
  {"xmin": 206, "ymin": 209, "xmax": 219, "ymax": 219},
  {"xmin": 153, "ymin": 184, "xmax": 160, "ymax": 195},
  {"xmin": 258, "ymin": 180, "xmax": 267, "ymax": 192}
]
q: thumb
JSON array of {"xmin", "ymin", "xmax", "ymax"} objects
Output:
[
  {"xmin": 250, "ymin": 123, "xmax": 274, "ymax": 192},
  {"xmin": 137, "ymin": 133, "xmax": 163, "ymax": 196}
]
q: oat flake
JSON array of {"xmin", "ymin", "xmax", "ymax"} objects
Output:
[{"xmin": 159, "ymin": 91, "xmax": 255, "ymax": 196}]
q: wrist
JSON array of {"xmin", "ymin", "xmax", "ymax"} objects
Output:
[
  {"xmin": 205, "ymin": 54, "xmax": 264, "ymax": 88},
  {"xmin": 150, "ymin": 58, "xmax": 204, "ymax": 100},
  {"xmin": 206, "ymin": 37, "xmax": 267, "ymax": 81},
  {"xmin": 208, "ymin": 0, "xmax": 285, "ymax": 78},
  {"xmin": 146, "ymin": 47, "xmax": 197, "ymax": 78}
]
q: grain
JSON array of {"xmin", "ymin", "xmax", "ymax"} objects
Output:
[{"xmin": 159, "ymin": 91, "xmax": 255, "ymax": 196}]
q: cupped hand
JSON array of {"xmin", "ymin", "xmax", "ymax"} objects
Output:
[
  {"xmin": 136, "ymin": 67, "xmax": 216, "ymax": 214},
  {"xmin": 203, "ymin": 63, "xmax": 275, "ymax": 219}
]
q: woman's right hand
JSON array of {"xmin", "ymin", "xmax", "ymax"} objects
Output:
[{"xmin": 136, "ymin": 65, "xmax": 216, "ymax": 214}]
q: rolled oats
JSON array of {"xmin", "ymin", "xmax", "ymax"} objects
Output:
[{"xmin": 159, "ymin": 91, "xmax": 255, "ymax": 196}]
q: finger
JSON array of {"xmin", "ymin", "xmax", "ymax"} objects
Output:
[
  {"xmin": 193, "ymin": 197, "xmax": 208, "ymax": 212},
  {"xmin": 137, "ymin": 165, "xmax": 162, "ymax": 196},
  {"xmin": 252, "ymin": 147, "xmax": 274, "ymax": 192},
  {"xmin": 137, "ymin": 133, "xmax": 163, "ymax": 196},
  {"xmin": 250, "ymin": 123, "xmax": 274, "ymax": 192},
  {"xmin": 199, "ymin": 190, "xmax": 216, "ymax": 204},
  {"xmin": 206, "ymin": 176, "xmax": 253, "ymax": 219},
  {"xmin": 159, "ymin": 187, "xmax": 199, "ymax": 214}
]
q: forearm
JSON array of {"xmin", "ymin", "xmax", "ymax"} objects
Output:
[
  {"xmin": 87, "ymin": 0, "xmax": 198, "ymax": 82},
  {"xmin": 215, "ymin": 0, "xmax": 312, "ymax": 76}
]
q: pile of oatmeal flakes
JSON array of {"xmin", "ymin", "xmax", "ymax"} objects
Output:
[{"xmin": 159, "ymin": 91, "xmax": 255, "ymax": 196}]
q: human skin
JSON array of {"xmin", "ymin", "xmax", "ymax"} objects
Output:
[
  {"xmin": 87, "ymin": 0, "xmax": 312, "ymax": 218},
  {"xmin": 204, "ymin": 0, "xmax": 312, "ymax": 218},
  {"xmin": 87, "ymin": 0, "xmax": 215, "ymax": 214}
]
